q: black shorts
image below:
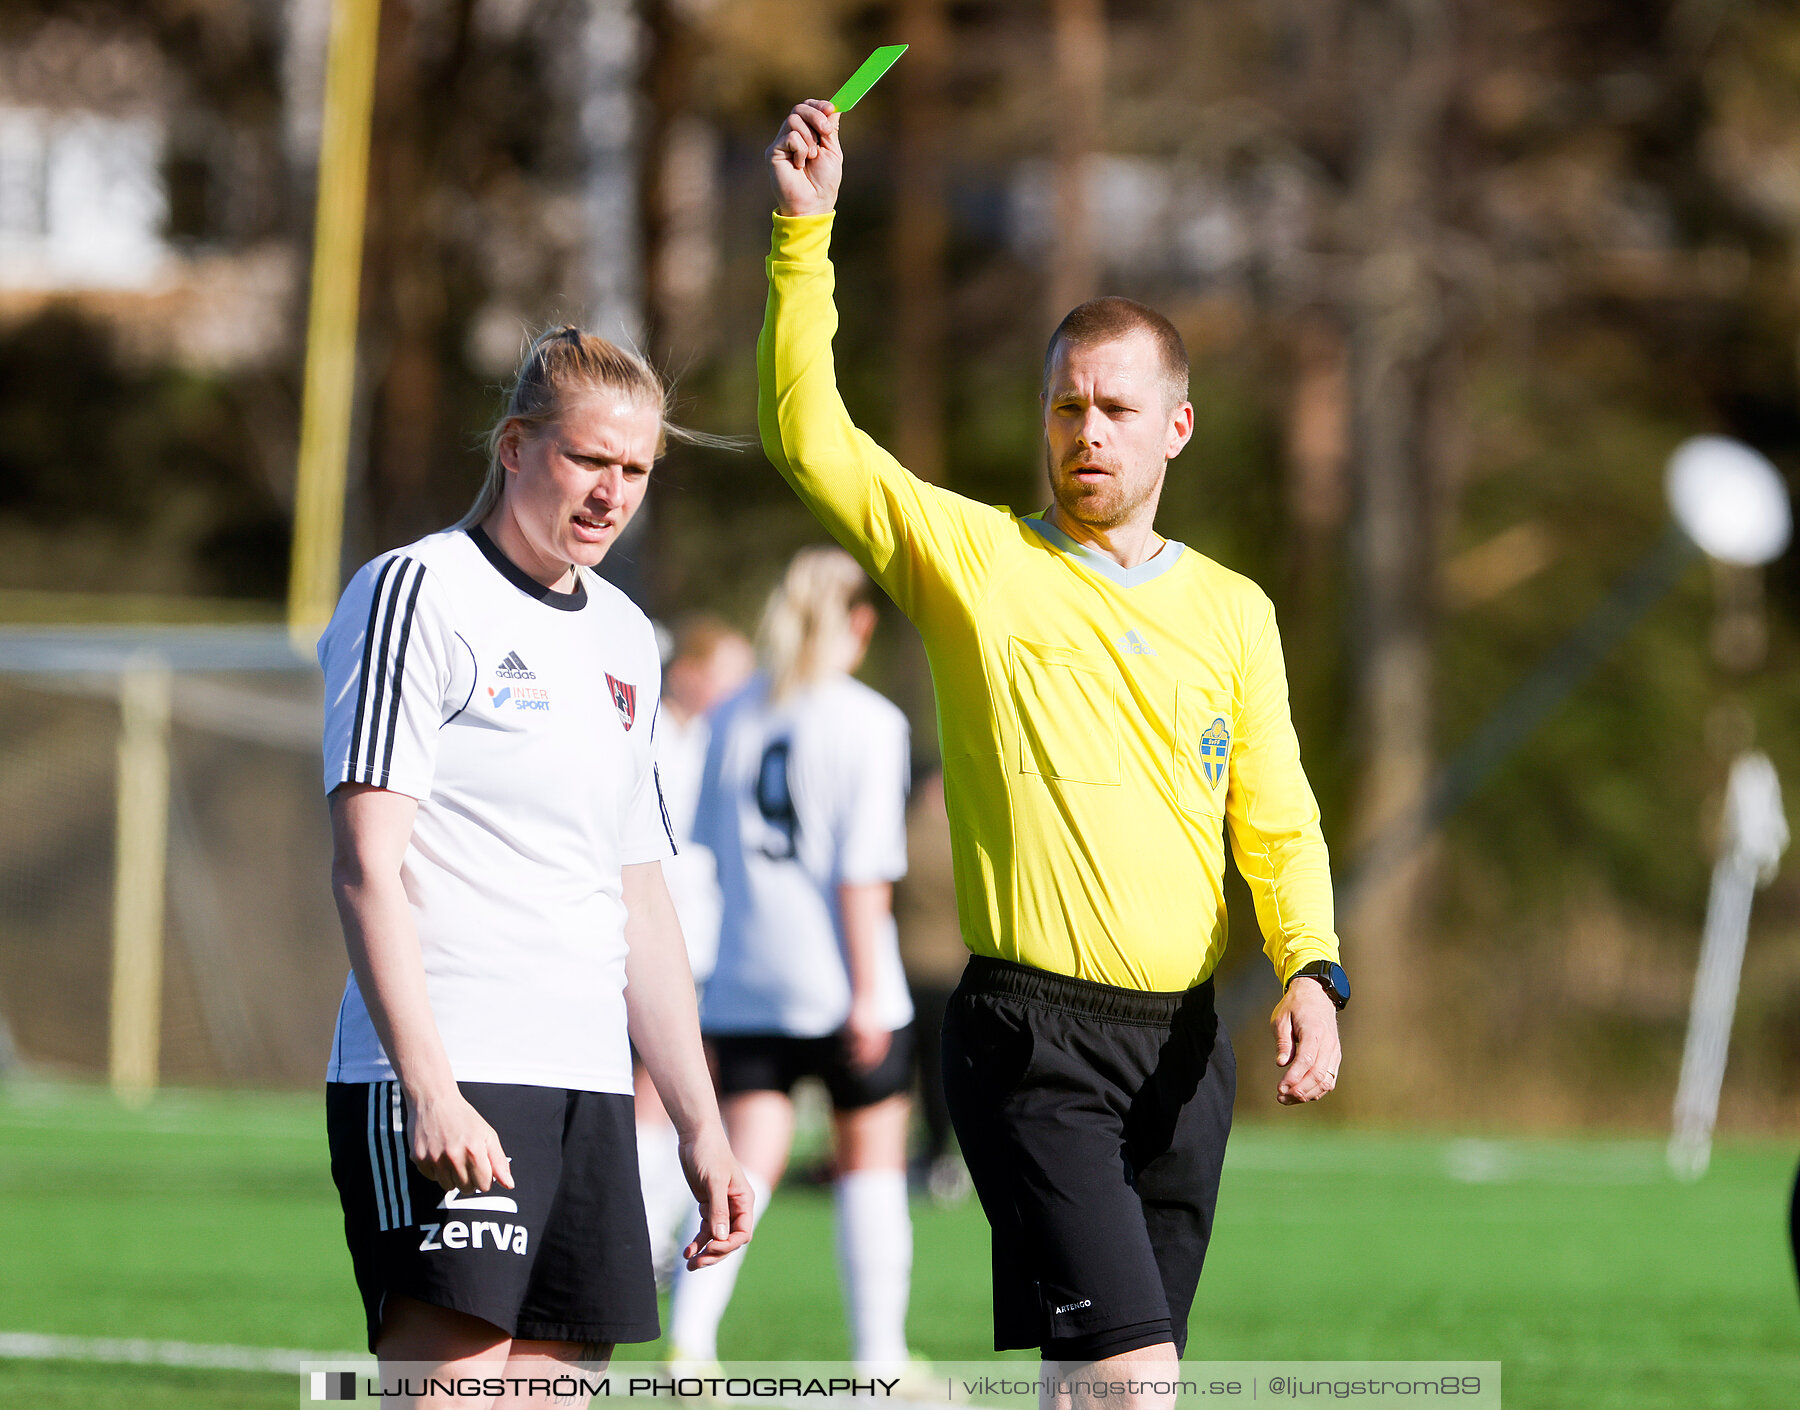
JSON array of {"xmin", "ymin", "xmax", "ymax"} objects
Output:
[
  {"xmin": 942, "ymin": 956, "xmax": 1234, "ymax": 1361},
  {"xmin": 708, "ymin": 1024, "xmax": 916, "ymax": 1111},
  {"xmin": 325, "ymin": 1081, "xmax": 659, "ymax": 1353}
]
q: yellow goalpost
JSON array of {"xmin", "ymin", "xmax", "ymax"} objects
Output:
[
  {"xmin": 97, "ymin": 0, "xmax": 382, "ymax": 1098},
  {"xmin": 287, "ymin": 0, "xmax": 382, "ymax": 648}
]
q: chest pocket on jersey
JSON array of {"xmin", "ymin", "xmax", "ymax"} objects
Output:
[
  {"xmin": 1173, "ymin": 682, "xmax": 1233, "ymax": 820},
  {"xmin": 1009, "ymin": 637, "xmax": 1120, "ymax": 786}
]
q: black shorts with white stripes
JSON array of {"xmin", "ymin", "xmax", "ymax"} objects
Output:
[{"xmin": 325, "ymin": 1081, "xmax": 657, "ymax": 1352}]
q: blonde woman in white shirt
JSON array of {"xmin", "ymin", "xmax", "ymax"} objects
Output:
[
  {"xmin": 668, "ymin": 547, "xmax": 915, "ymax": 1372},
  {"xmin": 321, "ymin": 327, "xmax": 752, "ymax": 1405}
]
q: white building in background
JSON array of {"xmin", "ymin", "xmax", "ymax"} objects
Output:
[
  {"xmin": 0, "ymin": 18, "xmax": 296, "ymax": 371},
  {"xmin": 0, "ymin": 105, "xmax": 169, "ymax": 291},
  {"xmin": 0, "ymin": 1, "xmax": 649, "ymax": 375}
]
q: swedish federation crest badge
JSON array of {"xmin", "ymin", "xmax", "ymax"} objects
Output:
[{"xmin": 1199, "ymin": 717, "xmax": 1231, "ymax": 786}]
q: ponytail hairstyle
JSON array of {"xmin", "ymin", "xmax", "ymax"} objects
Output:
[
  {"xmin": 758, "ymin": 546, "xmax": 875, "ymax": 702},
  {"xmin": 456, "ymin": 324, "xmax": 735, "ymax": 531}
]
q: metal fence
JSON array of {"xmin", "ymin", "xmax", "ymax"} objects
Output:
[{"xmin": 0, "ymin": 627, "xmax": 342, "ymax": 1093}]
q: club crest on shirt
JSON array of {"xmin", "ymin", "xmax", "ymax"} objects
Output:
[
  {"xmin": 606, "ymin": 673, "xmax": 637, "ymax": 731},
  {"xmin": 1199, "ymin": 717, "xmax": 1231, "ymax": 786}
]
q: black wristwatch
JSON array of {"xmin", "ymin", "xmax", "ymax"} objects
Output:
[{"xmin": 1286, "ymin": 960, "xmax": 1350, "ymax": 1010}]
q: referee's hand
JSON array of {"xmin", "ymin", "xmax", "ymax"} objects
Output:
[
  {"xmin": 768, "ymin": 100, "xmax": 841, "ymax": 217},
  {"xmin": 406, "ymin": 1087, "xmax": 514, "ymax": 1195},
  {"xmin": 679, "ymin": 1123, "xmax": 755, "ymax": 1270},
  {"xmin": 1271, "ymin": 978, "xmax": 1342, "ymax": 1105}
]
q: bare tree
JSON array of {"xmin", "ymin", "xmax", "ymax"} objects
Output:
[
  {"xmin": 1336, "ymin": 0, "xmax": 1467, "ymax": 1071},
  {"xmin": 361, "ymin": 0, "xmax": 473, "ymax": 547},
  {"xmin": 1048, "ymin": 0, "xmax": 1107, "ymax": 325},
  {"xmin": 892, "ymin": 0, "xmax": 950, "ymax": 485}
]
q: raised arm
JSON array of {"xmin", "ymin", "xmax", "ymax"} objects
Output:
[{"xmin": 758, "ymin": 100, "xmax": 1002, "ymax": 618}]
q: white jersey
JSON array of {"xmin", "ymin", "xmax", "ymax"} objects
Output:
[
  {"xmin": 655, "ymin": 709, "xmax": 722, "ymax": 981},
  {"xmin": 318, "ymin": 526, "xmax": 674, "ymax": 1093},
  {"xmin": 697, "ymin": 672, "xmax": 913, "ymax": 1037}
]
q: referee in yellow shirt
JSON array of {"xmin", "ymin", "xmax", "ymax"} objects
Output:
[{"xmin": 760, "ymin": 101, "xmax": 1347, "ymax": 1396}]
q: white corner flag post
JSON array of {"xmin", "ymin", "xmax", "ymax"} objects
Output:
[
  {"xmin": 1662, "ymin": 435, "xmax": 1792, "ymax": 1180},
  {"xmin": 1668, "ymin": 752, "xmax": 1788, "ymax": 1180}
]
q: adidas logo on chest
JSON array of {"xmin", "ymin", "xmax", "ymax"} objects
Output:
[{"xmin": 494, "ymin": 651, "xmax": 536, "ymax": 680}]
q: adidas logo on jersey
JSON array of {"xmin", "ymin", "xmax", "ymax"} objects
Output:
[
  {"xmin": 1118, "ymin": 630, "xmax": 1156, "ymax": 656},
  {"xmin": 495, "ymin": 651, "xmax": 536, "ymax": 680}
]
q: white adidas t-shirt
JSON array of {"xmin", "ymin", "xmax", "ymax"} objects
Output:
[
  {"xmin": 697, "ymin": 672, "xmax": 913, "ymax": 1037},
  {"xmin": 318, "ymin": 526, "xmax": 674, "ymax": 1094}
]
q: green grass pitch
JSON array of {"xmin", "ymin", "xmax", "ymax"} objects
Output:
[{"xmin": 0, "ymin": 1082, "xmax": 1795, "ymax": 1408}]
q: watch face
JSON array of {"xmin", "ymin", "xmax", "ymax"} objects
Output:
[{"xmin": 1294, "ymin": 961, "xmax": 1349, "ymax": 1007}]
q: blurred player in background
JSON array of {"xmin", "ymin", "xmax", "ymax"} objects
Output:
[
  {"xmin": 319, "ymin": 326, "xmax": 751, "ymax": 1403},
  {"xmin": 893, "ymin": 765, "xmax": 970, "ymax": 1204},
  {"xmin": 654, "ymin": 618, "xmax": 757, "ymax": 979},
  {"xmin": 667, "ymin": 546, "xmax": 915, "ymax": 1374},
  {"xmin": 759, "ymin": 102, "xmax": 1345, "ymax": 1407},
  {"xmin": 637, "ymin": 617, "xmax": 754, "ymax": 1281}
]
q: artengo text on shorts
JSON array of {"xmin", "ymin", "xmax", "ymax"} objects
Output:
[{"xmin": 418, "ymin": 1220, "xmax": 529, "ymax": 1254}]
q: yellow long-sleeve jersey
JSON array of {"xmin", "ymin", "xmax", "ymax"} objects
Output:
[{"xmin": 759, "ymin": 213, "xmax": 1340, "ymax": 992}]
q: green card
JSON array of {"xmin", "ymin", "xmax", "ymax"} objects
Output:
[{"xmin": 830, "ymin": 44, "xmax": 908, "ymax": 112}]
